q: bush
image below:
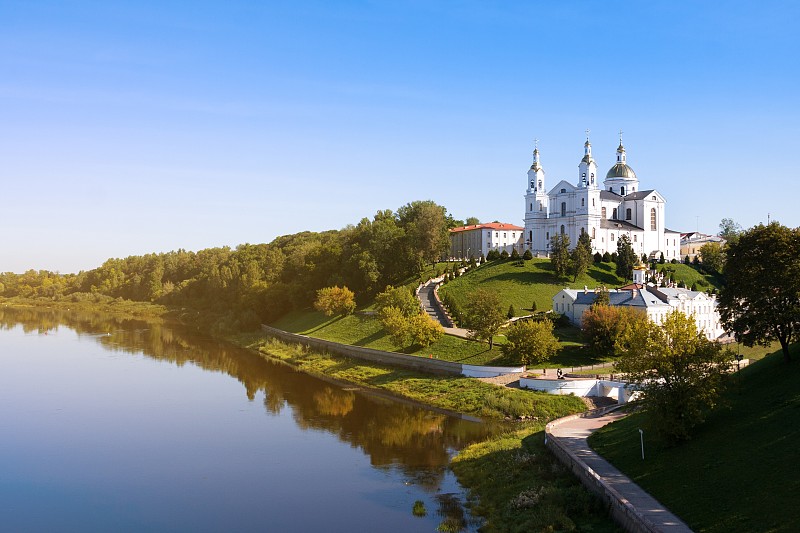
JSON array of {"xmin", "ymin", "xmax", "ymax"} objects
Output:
[
  {"xmin": 510, "ymin": 248, "xmax": 521, "ymax": 260},
  {"xmin": 593, "ymin": 252, "xmax": 602, "ymax": 263},
  {"xmin": 486, "ymin": 250, "xmax": 499, "ymax": 261},
  {"xmin": 602, "ymin": 252, "xmax": 612, "ymax": 263},
  {"xmin": 500, "ymin": 250, "xmax": 510, "ymax": 260},
  {"xmin": 610, "ymin": 252, "xmax": 618, "ymax": 263},
  {"xmin": 522, "ymin": 249, "xmax": 533, "ymax": 260},
  {"xmin": 671, "ymin": 258, "xmax": 678, "ymax": 264},
  {"xmin": 314, "ymin": 286, "xmax": 356, "ymax": 316},
  {"xmin": 500, "ymin": 318, "xmax": 560, "ymax": 366},
  {"xmin": 507, "ymin": 304, "xmax": 516, "ymax": 319}
]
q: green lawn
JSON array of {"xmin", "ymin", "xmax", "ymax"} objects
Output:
[
  {"xmin": 655, "ymin": 262, "xmax": 724, "ymax": 291},
  {"xmin": 439, "ymin": 258, "xmax": 627, "ymax": 317},
  {"xmin": 588, "ymin": 343, "xmax": 800, "ymax": 532}
]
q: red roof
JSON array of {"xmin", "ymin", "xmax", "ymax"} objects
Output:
[{"xmin": 450, "ymin": 222, "xmax": 523, "ymax": 233}]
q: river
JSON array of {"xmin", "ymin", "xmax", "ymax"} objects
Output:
[{"xmin": 0, "ymin": 308, "xmax": 497, "ymax": 532}]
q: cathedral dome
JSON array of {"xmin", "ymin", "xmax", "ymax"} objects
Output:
[{"xmin": 606, "ymin": 163, "xmax": 637, "ymax": 180}]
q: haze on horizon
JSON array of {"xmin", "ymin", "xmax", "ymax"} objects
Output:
[{"xmin": 1, "ymin": 1, "xmax": 797, "ymax": 274}]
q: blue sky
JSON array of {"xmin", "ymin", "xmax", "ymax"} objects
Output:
[{"xmin": 1, "ymin": 1, "xmax": 798, "ymax": 273}]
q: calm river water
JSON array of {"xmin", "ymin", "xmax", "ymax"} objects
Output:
[{"xmin": 0, "ymin": 308, "xmax": 497, "ymax": 532}]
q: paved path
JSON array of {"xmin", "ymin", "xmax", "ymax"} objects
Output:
[
  {"xmin": 417, "ymin": 279, "xmax": 472, "ymax": 338},
  {"xmin": 548, "ymin": 409, "xmax": 693, "ymax": 532}
]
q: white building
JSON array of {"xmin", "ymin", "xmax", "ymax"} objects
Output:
[
  {"xmin": 523, "ymin": 136, "xmax": 680, "ymax": 260},
  {"xmin": 680, "ymin": 232, "xmax": 726, "ymax": 262},
  {"xmin": 449, "ymin": 222, "xmax": 523, "ymax": 259},
  {"xmin": 552, "ymin": 267, "xmax": 725, "ymax": 340}
]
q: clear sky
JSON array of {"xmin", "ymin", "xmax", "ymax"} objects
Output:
[{"xmin": 2, "ymin": 1, "xmax": 798, "ymax": 273}]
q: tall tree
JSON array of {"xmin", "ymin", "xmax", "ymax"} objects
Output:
[
  {"xmin": 570, "ymin": 232, "xmax": 593, "ymax": 281},
  {"xmin": 699, "ymin": 242, "xmax": 724, "ymax": 273},
  {"xmin": 465, "ymin": 216, "xmax": 480, "ymax": 225},
  {"xmin": 719, "ymin": 218, "xmax": 743, "ymax": 244},
  {"xmin": 615, "ymin": 234, "xmax": 637, "ymax": 280},
  {"xmin": 397, "ymin": 200, "xmax": 451, "ymax": 273},
  {"xmin": 314, "ymin": 286, "xmax": 356, "ymax": 316},
  {"xmin": 718, "ymin": 222, "xmax": 800, "ymax": 362},
  {"xmin": 616, "ymin": 309, "xmax": 732, "ymax": 442},
  {"xmin": 464, "ymin": 289, "xmax": 505, "ymax": 349},
  {"xmin": 549, "ymin": 234, "xmax": 571, "ymax": 278}
]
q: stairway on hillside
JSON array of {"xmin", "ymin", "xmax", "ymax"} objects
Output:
[{"xmin": 418, "ymin": 281, "xmax": 453, "ymax": 327}]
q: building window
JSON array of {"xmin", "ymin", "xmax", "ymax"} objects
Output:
[
  {"xmin": 495, "ymin": 232, "xmax": 498, "ymax": 237},
  {"xmin": 611, "ymin": 233, "xmax": 615, "ymax": 241},
  {"xmin": 591, "ymin": 173, "xmax": 595, "ymax": 184},
  {"xmin": 602, "ymin": 207, "xmax": 606, "ymax": 218},
  {"xmin": 546, "ymin": 232, "xmax": 550, "ymax": 240},
  {"xmin": 651, "ymin": 208, "xmax": 657, "ymax": 230},
  {"xmin": 504, "ymin": 233, "xmax": 507, "ymax": 238},
  {"xmin": 592, "ymin": 227, "xmax": 596, "ymax": 238},
  {"xmin": 531, "ymin": 181, "xmax": 535, "ymax": 188},
  {"xmin": 560, "ymin": 188, "xmax": 566, "ymax": 193},
  {"xmin": 560, "ymin": 225, "xmax": 565, "ymax": 235},
  {"xmin": 538, "ymin": 201, "xmax": 543, "ymax": 211},
  {"xmin": 592, "ymin": 198, "xmax": 595, "ymax": 207},
  {"xmin": 626, "ymin": 208, "xmax": 632, "ymax": 220},
  {"xmin": 561, "ymin": 202, "xmax": 566, "ymax": 216},
  {"xmin": 634, "ymin": 235, "xmax": 637, "ymax": 242},
  {"xmin": 538, "ymin": 180, "xmax": 542, "ymax": 189},
  {"xmin": 612, "ymin": 208, "xmax": 618, "ymax": 219},
  {"xmin": 621, "ymin": 186, "xmax": 625, "ymax": 195},
  {"xmin": 529, "ymin": 203, "xmax": 532, "ymax": 211},
  {"xmin": 529, "ymin": 230, "xmax": 532, "ymax": 242}
]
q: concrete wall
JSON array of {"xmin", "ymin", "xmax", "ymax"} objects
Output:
[
  {"xmin": 462, "ymin": 364, "xmax": 525, "ymax": 378},
  {"xmin": 520, "ymin": 377, "xmax": 636, "ymax": 403},
  {"xmin": 545, "ymin": 409, "xmax": 664, "ymax": 533}
]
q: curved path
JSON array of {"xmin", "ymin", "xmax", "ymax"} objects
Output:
[
  {"xmin": 417, "ymin": 279, "xmax": 471, "ymax": 338},
  {"xmin": 547, "ymin": 409, "xmax": 693, "ymax": 532}
]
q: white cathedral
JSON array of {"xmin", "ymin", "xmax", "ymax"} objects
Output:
[{"xmin": 523, "ymin": 136, "xmax": 680, "ymax": 260}]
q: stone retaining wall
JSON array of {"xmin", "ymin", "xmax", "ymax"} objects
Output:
[
  {"xmin": 544, "ymin": 408, "xmax": 662, "ymax": 533},
  {"xmin": 260, "ymin": 324, "xmax": 463, "ymax": 376}
]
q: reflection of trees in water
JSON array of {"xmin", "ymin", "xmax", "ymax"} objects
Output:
[{"xmin": 0, "ymin": 307, "xmax": 495, "ymax": 490}]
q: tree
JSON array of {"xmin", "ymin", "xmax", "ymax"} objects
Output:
[
  {"xmin": 522, "ymin": 249, "xmax": 533, "ymax": 260},
  {"xmin": 719, "ymin": 218, "xmax": 742, "ymax": 244},
  {"xmin": 501, "ymin": 319, "xmax": 560, "ymax": 365},
  {"xmin": 615, "ymin": 234, "xmax": 637, "ymax": 280},
  {"xmin": 464, "ymin": 289, "xmax": 506, "ymax": 349},
  {"xmin": 375, "ymin": 285, "xmax": 420, "ymax": 317},
  {"xmin": 549, "ymin": 234, "xmax": 571, "ymax": 278},
  {"xmin": 407, "ymin": 313, "xmax": 444, "ymax": 347},
  {"xmin": 530, "ymin": 300, "xmax": 537, "ymax": 313},
  {"xmin": 718, "ymin": 222, "xmax": 800, "ymax": 363},
  {"xmin": 465, "ymin": 216, "xmax": 480, "ymax": 226},
  {"xmin": 615, "ymin": 310, "xmax": 732, "ymax": 443},
  {"xmin": 659, "ymin": 252, "xmax": 665, "ymax": 264},
  {"xmin": 602, "ymin": 252, "xmax": 612, "ymax": 263},
  {"xmin": 507, "ymin": 304, "xmax": 516, "ymax": 319},
  {"xmin": 379, "ymin": 306, "xmax": 412, "ymax": 346},
  {"xmin": 397, "ymin": 200, "xmax": 451, "ymax": 273},
  {"xmin": 314, "ymin": 286, "xmax": 356, "ymax": 316},
  {"xmin": 581, "ymin": 304, "xmax": 646, "ymax": 358},
  {"xmin": 570, "ymin": 232, "xmax": 592, "ymax": 281},
  {"xmin": 699, "ymin": 242, "xmax": 724, "ymax": 273}
]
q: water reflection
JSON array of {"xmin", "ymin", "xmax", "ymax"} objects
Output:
[{"xmin": 0, "ymin": 307, "xmax": 495, "ymax": 494}]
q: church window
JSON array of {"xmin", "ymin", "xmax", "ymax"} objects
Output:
[
  {"xmin": 612, "ymin": 208, "xmax": 618, "ymax": 220},
  {"xmin": 620, "ymin": 186, "xmax": 625, "ymax": 195},
  {"xmin": 546, "ymin": 232, "xmax": 550, "ymax": 240},
  {"xmin": 560, "ymin": 225, "xmax": 565, "ymax": 235},
  {"xmin": 581, "ymin": 198, "xmax": 585, "ymax": 207},
  {"xmin": 592, "ymin": 198, "xmax": 595, "ymax": 207},
  {"xmin": 531, "ymin": 181, "xmax": 535, "ymax": 188},
  {"xmin": 626, "ymin": 208, "xmax": 632, "ymax": 220},
  {"xmin": 561, "ymin": 202, "xmax": 566, "ymax": 216},
  {"xmin": 611, "ymin": 233, "xmax": 615, "ymax": 241},
  {"xmin": 634, "ymin": 235, "xmax": 637, "ymax": 242},
  {"xmin": 529, "ymin": 230, "xmax": 532, "ymax": 242},
  {"xmin": 560, "ymin": 188, "xmax": 566, "ymax": 193},
  {"xmin": 538, "ymin": 181, "xmax": 542, "ymax": 189},
  {"xmin": 530, "ymin": 203, "xmax": 532, "ymax": 211},
  {"xmin": 592, "ymin": 227, "xmax": 596, "ymax": 238},
  {"xmin": 538, "ymin": 201, "xmax": 543, "ymax": 211},
  {"xmin": 650, "ymin": 208, "xmax": 657, "ymax": 230},
  {"xmin": 602, "ymin": 207, "xmax": 606, "ymax": 218}
]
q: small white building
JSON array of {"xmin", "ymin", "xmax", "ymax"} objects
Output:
[
  {"xmin": 680, "ymin": 232, "xmax": 726, "ymax": 262},
  {"xmin": 552, "ymin": 267, "xmax": 725, "ymax": 340},
  {"xmin": 448, "ymin": 222, "xmax": 524, "ymax": 259}
]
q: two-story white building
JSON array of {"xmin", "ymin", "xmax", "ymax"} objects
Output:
[{"xmin": 448, "ymin": 222, "xmax": 524, "ymax": 259}]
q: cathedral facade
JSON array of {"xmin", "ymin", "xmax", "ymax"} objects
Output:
[{"xmin": 523, "ymin": 137, "xmax": 680, "ymax": 260}]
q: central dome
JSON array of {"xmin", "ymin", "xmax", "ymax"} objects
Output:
[{"xmin": 606, "ymin": 163, "xmax": 637, "ymax": 180}]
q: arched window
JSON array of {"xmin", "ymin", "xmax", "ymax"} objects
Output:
[
  {"xmin": 531, "ymin": 181, "xmax": 535, "ymax": 188},
  {"xmin": 611, "ymin": 233, "xmax": 615, "ymax": 241},
  {"xmin": 581, "ymin": 198, "xmax": 585, "ymax": 207},
  {"xmin": 538, "ymin": 201, "xmax": 543, "ymax": 211},
  {"xmin": 590, "ymin": 173, "xmax": 595, "ymax": 184},
  {"xmin": 650, "ymin": 208, "xmax": 657, "ymax": 230},
  {"xmin": 601, "ymin": 207, "xmax": 607, "ymax": 218},
  {"xmin": 592, "ymin": 198, "xmax": 595, "ymax": 207},
  {"xmin": 529, "ymin": 230, "xmax": 532, "ymax": 242},
  {"xmin": 560, "ymin": 225, "xmax": 565, "ymax": 235},
  {"xmin": 612, "ymin": 208, "xmax": 618, "ymax": 220},
  {"xmin": 561, "ymin": 202, "xmax": 566, "ymax": 216},
  {"xmin": 592, "ymin": 227, "xmax": 596, "ymax": 238},
  {"xmin": 529, "ymin": 203, "xmax": 532, "ymax": 211},
  {"xmin": 620, "ymin": 186, "xmax": 625, "ymax": 195},
  {"xmin": 626, "ymin": 208, "xmax": 632, "ymax": 220},
  {"xmin": 538, "ymin": 180, "xmax": 542, "ymax": 189}
]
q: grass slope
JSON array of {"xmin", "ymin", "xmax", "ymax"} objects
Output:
[
  {"xmin": 588, "ymin": 344, "xmax": 800, "ymax": 532},
  {"xmin": 439, "ymin": 258, "xmax": 626, "ymax": 316},
  {"xmin": 654, "ymin": 262, "xmax": 724, "ymax": 290}
]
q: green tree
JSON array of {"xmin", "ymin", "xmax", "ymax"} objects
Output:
[
  {"xmin": 313, "ymin": 286, "xmax": 356, "ymax": 316},
  {"xmin": 699, "ymin": 242, "xmax": 724, "ymax": 273},
  {"xmin": 718, "ymin": 222, "xmax": 800, "ymax": 363},
  {"xmin": 615, "ymin": 234, "xmax": 637, "ymax": 280},
  {"xmin": 549, "ymin": 234, "xmax": 571, "ymax": 278},
  {"xmin": 379, "ymin": 306, "xmax": 412, "ymax": 347},
  {"xmin": 464, "ymin": 289, "xmax": 505, "ymax": 349},
  {"xmin": 507, "ymin": 304, "xmax": 516, "ymax": 319},
  {"xmin": 407, "ymin": 313, "xmax": 444, "ymax": 347},
  {"xmin": 375, "ymin": 285, "xmax": 420, "ymax": 317},
  {"xmin": 581, "ymin": 304, "xmax": 646, "ymax": 358},
  {"xmin": 719, "ymin": 217, "xmax": 742, "ymax": 244},
  {"xmin": 465, "ymin": 216, "xmax": 480, "ymax": 225},
  {"xmin": 615, "ymin": 309, "xmax": 732, "ymax": 442},
  {"xmin": 570, "ymin": 232, "xmax": 592, "ymax": 281},
  {"xmin": 397, "ymin": 200, "xmax": 451, "ymax": 273},
  {"xmin": 501, "ymin": 319, "xmax": 560, "ymax": 365}
]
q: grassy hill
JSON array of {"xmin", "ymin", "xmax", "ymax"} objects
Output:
[{"xmin": 588, "ymin": 344, "xmax": 800, "ymax": 532}]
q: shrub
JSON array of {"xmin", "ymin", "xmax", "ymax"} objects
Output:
[
  {"xmin": 602, "ymin": 252, "xmax": 611, "ymax": 263},
  {"xmin": 510, "ymin": 248, "xmax": 521, "ymax": 260},
  {"xmin": 523, "ymin": 249, "xmax": 533, "ymax": 260},
  {"xmin": 314, "ymin": 286, "xmax": 356, "ymax": 316},
  {"xmin": 593, "ymin": 252, "xmax": 602, "ymax": 263},
  {"xmin": 500, "ymin": 250, "xmax": 510, "ymax": 260},
  {"xmin": 610, "ymin": 252, "xmax": 618, "ymax": 263},
  {"xmin": 507, "ymin": 304, "xmax": 516, "ymax": 319}
]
